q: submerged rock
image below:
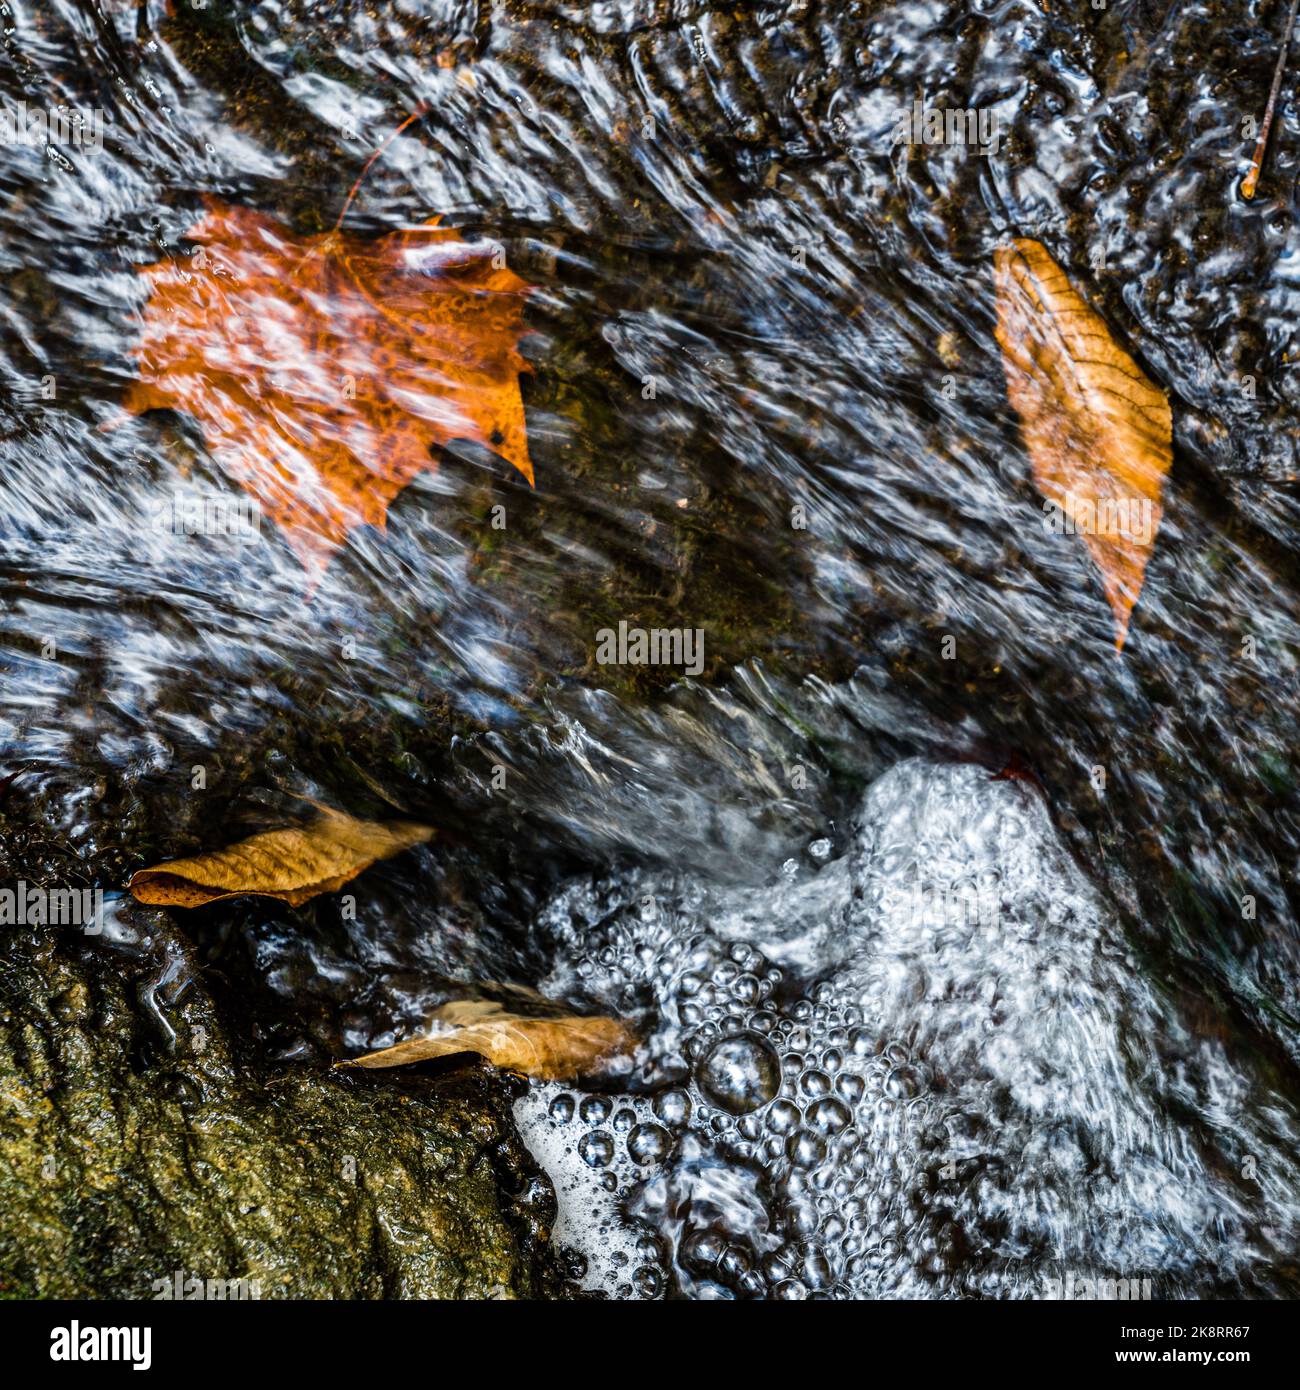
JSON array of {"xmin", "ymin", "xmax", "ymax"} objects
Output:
[{"xmin": 0, "ymin": 910, "xmax": 563, "ymax": 1299}]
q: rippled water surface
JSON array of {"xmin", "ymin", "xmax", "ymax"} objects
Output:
[{"xmin": 4, "ymin": 0, "xmax": 1300, "ymax": 1298}]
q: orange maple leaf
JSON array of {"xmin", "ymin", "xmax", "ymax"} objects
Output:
[{"xmin": 124, "ymin": 198, "xmax": 533, "ymax": 572}]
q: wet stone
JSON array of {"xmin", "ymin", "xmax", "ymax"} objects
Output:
[{"xmin": 0, "ymin": 920, "xmax": 564, "ymax": 1299}]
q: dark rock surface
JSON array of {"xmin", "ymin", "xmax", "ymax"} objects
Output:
[{"xmin": 0, "ymin": 906, "xmax": 562, "ymax": 1298}]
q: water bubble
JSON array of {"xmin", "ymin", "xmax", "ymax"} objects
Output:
[
  {"xmin": 808, "ymin": 1097, "xmax": 852, "ymax": 1135},
  {"xmin": 801, "ymin": 1245, "xmax": 832, "ymax": 1289},
  {"xmin": 695, "ymin": 1033, "xmax": 782, "ymax": 1116},
  {"xmin": 786, "ymin": 1130, "xmax": 828, "ymax": 1168},
  {"xmin": 885, "ymin": 1065, "xmax": 923, "ymax": 1100},
  {"xmin": 764, "ymin": 1248, "xmax": 796, "ymax": 1281},
  {"xmin": 549, "ymin": 1093, "xmax": 575, "ymax": 1123},
  {"xmin": 637, "ymin": 1234, "xmax": 663, "ymax": 1262},
  {"xmin": 579, "ymin": 1131, "xmax": 615, "ymax": 1168},
  {"xmin": 835, "ymin": 1073, "xmax": 866, "ymax": 1104},
  {"xmin": 768, "ymin": 1098, "xmax": 801, "ymax": 1134},
  {"xmin": 787, "ymin": 1200, "xmax": 819, "ymax": 1237},
  {"xmin": 654, "ymin": 1089, "xmax": 692, "ymax": 1129},
  {"xmin": 628, "ymin": 1122, "xmax": 672, "ymax": 1166},
  {"xmin": 580, "ymin": 1096, "xmax": 613, "ymax": 1124},
  {"xmin": 682, "ymin": 1229, "xmax": 725, "ymax": 1272}
]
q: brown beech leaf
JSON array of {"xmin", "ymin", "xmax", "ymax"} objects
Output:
[
  {"xmin": 342, "ymin": 1000, "xmax": 634, "ymax": 1081},
  {"xmin": 128, "ymin": 808, "xmax": 433, "ymax": 908},
  {"xmin": 994, "ymin": 237, "xmax": 1172, "ymax": 650},
  {"xmin": 123, "ymin": 198, "xmax": 533, "ymax": 574}
]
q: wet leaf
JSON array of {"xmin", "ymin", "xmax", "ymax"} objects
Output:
[
  {"xmin": 342, "ymin": 999, "xmax": 634, "ymax": 1081},
  {"xmin": 128, "ymin": 807, "xmax": 433, "ymax": 908},
  {"xmin": 994, "ymin": 237, "xmax": 1172, "ymax": 650},
  {"xmin": 123, "ymin": 198, "xmax": 533, "ymax": 573}
]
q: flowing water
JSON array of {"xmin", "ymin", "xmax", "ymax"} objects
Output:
[{"xmin": 3, "ymin": 0, "xmax": 1300, "ymax": 1298}]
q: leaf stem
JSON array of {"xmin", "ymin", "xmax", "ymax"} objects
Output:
[
  {"xmin": 1242, "ymin": 0, "xmax": 1300, "ymax": 200},
  {"xmin": 333, "ymin": 103, "xmax": 432, "ymax": 232}
]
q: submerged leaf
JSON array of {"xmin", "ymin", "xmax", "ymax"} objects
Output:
[
  {"xmin": 994, "ymin": 237, "xmax": 1172, "ymax": 650},
  {"xmin": 123, "ymin": 198, "xmax": 534, "ymax": 573},
  {"xmin": 343, "ymin": 1000, "xmax": 633, "ymax": 1081},
  {"xmin": 128, "ymin": 808, "xmax": 433, "ymax": 908}
]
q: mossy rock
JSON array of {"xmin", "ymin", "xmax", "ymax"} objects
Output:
[{"xmin": 0, "ymin": 917, "xmax": 563, "ymax": 1299}]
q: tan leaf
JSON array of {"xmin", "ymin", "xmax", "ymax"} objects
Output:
[
  {"xmin": 993, "ymin": 237, "xmax": 1172, "ymax": 650},
  {"xmin": 342, "ymin": 999, "xmax": 634, "ymax": 1081},
  {"xmin": 128, "ymin": 808, "xmax": 433, "ymax": 908}
]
